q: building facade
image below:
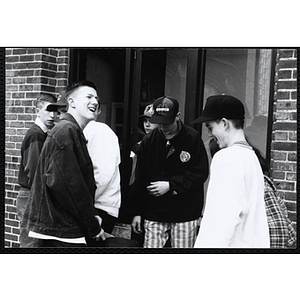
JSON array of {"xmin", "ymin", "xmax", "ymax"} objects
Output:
[{"xmin": 4, "ymin": 48, "xmax": 297, "ymax": 248}]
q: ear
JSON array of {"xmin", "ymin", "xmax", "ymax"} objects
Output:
[
  {"xmin": 175, "ymin": 112, "xmax": 181, "ymax": 120},
  {"xmin": 35, "ymin": 107, "xmax": 40, "ymax": 115},
  {"xmin": 68, "ymin": 97, "xmax": 76, "ymax": 109},
  {"xmin": 221, "ymin": 118, "xmax": 229, "ymax": 130}
]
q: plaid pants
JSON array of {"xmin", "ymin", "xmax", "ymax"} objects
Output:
[{"xmin": 143, "ymin": 219, "xmax": 200, "ymax": 248}]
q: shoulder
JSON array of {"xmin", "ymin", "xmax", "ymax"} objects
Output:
[
  {"xmin": 84, "ymin": 121, "xmax": 119, "ymax": 144},
  {"xmin": 23, "ymin": 124, "xmax": 45, "ymax": 142},
  {"xmin": 48, "ymin": 119, "xmax": 81, "ymax": 146}
]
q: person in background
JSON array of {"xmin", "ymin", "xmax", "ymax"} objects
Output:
[
  {"xmin": 55, "ymin": 90, "xmax": 68, "ymax": 121},
  {"xmin": 129, "ymin": 103, "xmax": 158, "ymax": 246},
  {"xmin": 192, "ymin": 95, "xmax": 270, "ymax": 248},
  {"xmin": 17, "ymin": 93, "xmax": 66, "ymax": 247},
  {"xmin": 23, "ymin": 81, "xmax": 106, "ymax": 247},
  {"xmin": 83, "ymin": 107, "xmax": 121, "ymax": 237},
  {"xmin": 131, "ymin": 96, "xmax": 208, "ymax": 248},
  {"xmin": 129, "ymin": 103, "xmax": 158, "ymax": 186}
]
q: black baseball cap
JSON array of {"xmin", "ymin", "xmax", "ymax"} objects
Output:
[
  {"xmin": 46, "ymin": 91, "xmax": 67, "ymax": 111},
  {"xmin": 190, "ymin": 95, "xmax": 245, "ymax": 124},
  {"xmin": 150, "ymin": 96, "xmax": 179, "ymax": 125}
]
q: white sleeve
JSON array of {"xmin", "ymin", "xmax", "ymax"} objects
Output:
[{"xmin": 195, "ymin": 150, "xmax": 247, "ymax": 248}]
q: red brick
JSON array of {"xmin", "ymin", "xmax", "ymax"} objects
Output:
[
  {"xmin": 286, "ymin": 173, "xmax": 296, "ymax": 181},
  {"xmin": 6, "ymin": 205, "xmax": 17, "ymax": 213},
  {"xmin": 18, "ymin": 70, "xmax": 35, "ymax": 76},
  {"xmin": 6, "ymin": 56, "xmax": 20, "ymax": 63},
  {"xmin": 272, "ymin": 171, "xmax": 285, "ymax": 180},
  {"xmin": 273, "ymin": 161, "xmax": 296, "ymax": 172},
  {"xmin": 287, "ymin": 153, "xmax": 297, "ymax": 161},
  {"xmin": 5, "ymin": 226, "xmax": 12, "ymax": 233},
  {"xmin": 285, "ymin": 192, "xmax": 297, "ymax": 201},
  {"xmin": 5, "ymin": 219, "xmax": 19, "ymax": 227},
  {"xmin": 274, "ymin": 132, "xmax": 288, "ymax": 140},
  {"xmin": 12, "ymin": 77, "xmax": 26, "ymax": 84},
  {"xmin": 5, "ymin": 233, "xmax": 19, "ymax": 242},
  {"xmin": 279, "ymin": 50, "xmax": 295, "ymax": 59},
  {"xmin": 278, "ymin": 59, "xmax": 297, "ymax": 69},
  {"xmin": 20, "ymin": 55, "xmax": 35, "ymax": 62},
  {"xmin": 18, "ymin": 114, "xmax": 33, "ymax": 121},
  {"xmin": 6, "ymin": 115, "xmax": 18, "ymax": 120},
  {"xmin": 19, "ymin": 85, "xmax": 34, "ymax": 91},
  {"xmin": 272, "ymin": 142, "xmax": 297, "ymax": 152},
  {"xmin": 13, "ymin": 48, "xmax": 27, "ymax": 55},
  {"xmin": 276, "ymin": 181, "xmax": 295, "ymax": 191},
  {"xmin": 278, "ymin": 70, "xmax": 292, "ymax": 79}
]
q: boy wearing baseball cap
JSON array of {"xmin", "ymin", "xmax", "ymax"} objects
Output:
[
  {"xmin": 192, "ymin": 95, "xmax": 270, "ymax": 248},
  {"xmin": 131, "ymin": 96, "xmax": 209, "ymax": 248}
]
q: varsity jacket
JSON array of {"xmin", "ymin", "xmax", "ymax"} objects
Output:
[
  {"xmin": 24, "ymin": 113, "xmax": 101, "ymax": 239},
  {"xmin": 131, "ymin": 120, "xmax": 209, "ymax": 222}
]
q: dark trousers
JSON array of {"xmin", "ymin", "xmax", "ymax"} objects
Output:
[
  {"xmin": 95, "ymin": 208, "xmax": 117, "ymax": 234},
  {"xmin": 40, "ymin": 239, "xmax": 86, "ymax": 248},
  {"xmin": 17, "ymin": 187, "xmax": 41, "ymax": 248}
]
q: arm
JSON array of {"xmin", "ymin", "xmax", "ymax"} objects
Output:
[
  {"xmin": 196, "ymin": 152, "xmax": 246, "ymax": 247},
  {"xmin": 23, "ymin": 135, "xmax": 45, "ymax": 187},
  {"xmin": 45, "ymin": 143, "xmax": 101, "ymax": 239},
  {"xmin": 170, "ymin": 134, "xmax": 209, "ymax": 195}
]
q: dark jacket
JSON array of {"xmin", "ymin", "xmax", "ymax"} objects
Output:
[
  {"xmin": 131, "ymin": 121, "xmax": 209, "ymax": 222},
  {"xmin": 24, "ymin": 113, "xmax": 101, "ymax": 239},
  {"xmin": 18, "ymin": 124, "xmax": 47, "ymax": 189}
]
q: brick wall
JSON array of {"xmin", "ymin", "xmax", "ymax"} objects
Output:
[
  {"xmin": 5, "ymin": 48, "xmax": 69, "ymax": 247},
  {"xmin": 4, "ymin": 48, "xmax": 297, "ymax": 247},
  {"xmin": 271, "ymin": 49, "xmax": 297, "ymax": 226}
]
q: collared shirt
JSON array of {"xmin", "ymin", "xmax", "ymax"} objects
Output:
[
  {"xmin": 264, "ymin": 175, "xmax": 296, "ymax": 248},
  {"xmin": 34, "ymin": 117, "xmax": 48, "ymax": 133}
]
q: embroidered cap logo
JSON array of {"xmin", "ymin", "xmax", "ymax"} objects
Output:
[{"xmin": 156, "ymin": 104, "xmax": 170, "ymax": 115}]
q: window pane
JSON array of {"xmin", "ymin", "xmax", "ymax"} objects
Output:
[{"xmin": 202, "ymin": 49, "xmax": 272, "ymax": 158}]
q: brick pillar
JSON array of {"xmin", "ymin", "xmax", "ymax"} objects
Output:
[
  {"xmin": 271, "ymin": 49, "xmax": 297, "ymax": 225},
  {"xmin": 5, "ymin": 48, "xmax": 70, "ymax": 247}
]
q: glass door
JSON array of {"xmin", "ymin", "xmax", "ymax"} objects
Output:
[{"xmin": 200, "ymin": 49, "xmax": 275, "ymax": 160}]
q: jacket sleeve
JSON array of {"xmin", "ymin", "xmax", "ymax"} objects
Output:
[
  {"xmin": 23, "ymin": 135, "xmax": 45, "ymax": 187},
  {"xmin": 45, "ymin": 143, "xmax": 101, "ymax": 239},
  {"xmin": 170, "ymin": 134, "xmax": 209, "ymax": 194},
  {"xmin": 128, "ymin": 141, "xmax": 148, "ymax": 217}
]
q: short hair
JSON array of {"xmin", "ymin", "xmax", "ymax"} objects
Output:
[
  {"xmin": 36, "ymin": 93, "xmax": 57, "ymax": 109},
  {"xmin": 230, "ymin": 119, "xmax": 244, "ymax": 129},
  {"xmin": 65, "ymin": 80, "xmax": 98, "ymax": 99},
  {"xmin": 213, "ymin": 118, "xmax": 244, "ymax": 129}
]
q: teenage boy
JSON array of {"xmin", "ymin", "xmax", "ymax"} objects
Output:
[
  {"xmin": 23, "ymin": 81, "xmax": 106, "ymax": 247},
  {"xmin": 192, "ymin": 95, "xmax": 270, "ymax": 248},
  {"xmin": 131, "ymin": 96, "xmax": 209, "ymax": 248}
]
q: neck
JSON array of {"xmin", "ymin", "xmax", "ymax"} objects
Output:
[
  {"xmin": 160, "ymin": 121, "xmax": 178, "ymax": 140},
  {"xmin": 227, "ymin": 129, "xmax": 247, "ymax": 147},
  {"xmin": 68, "ymin": 111, "xmax": 89, "ymax": 130}
]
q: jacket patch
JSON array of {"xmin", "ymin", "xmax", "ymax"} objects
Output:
[{"xmin": 180, "ymin": 151, "xmax": 191, "ymax": 163}]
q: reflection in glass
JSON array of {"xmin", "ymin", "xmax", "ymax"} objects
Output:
[{"xmin": 202, "ymin": 49, "xmax": 272, "ymax": 158}]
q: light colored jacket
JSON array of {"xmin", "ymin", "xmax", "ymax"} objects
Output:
[
  {"xmin": 195, "ymin": 144, "xmax": 270, "ymax": 248},
  {"xmin": 84, "ymin": 121, "xmax": 121, "ymax": 218}
]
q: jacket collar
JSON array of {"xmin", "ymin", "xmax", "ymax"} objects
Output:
[{"xmin": 61, "ymin": 113, "xmax": 88, "ymax": 143}]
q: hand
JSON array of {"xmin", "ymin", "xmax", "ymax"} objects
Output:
[
  {"xmin": 147, "ymin": 181, "xmax": 170, "ymax": 197},
  {"xmin": 93, "ymin": 215, "xmax": 106, "ymax": 241},
  {"xmin": 131, "ymin": 215, "xmax": 142, "ymax": 234}
]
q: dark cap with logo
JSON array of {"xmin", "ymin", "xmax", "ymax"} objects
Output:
[
  {"xmin": 190, "ymin": 95, "xmax": 245, "ymax": 124},
  {"xmin": 46, "ymin": 91, "xmax": 68, "ymax": 111},
  {"xmin": 150, "ymin": 96, "xmax": 179, "ymax": 125}
]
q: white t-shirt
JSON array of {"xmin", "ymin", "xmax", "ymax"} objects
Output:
[
  {"xmin": 84, "ymin": 121, "xmax": 121, "ymax": 218},
  {"xmin": 194, "ymin": 144, "xmax": 270, "ymax": 248}
]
